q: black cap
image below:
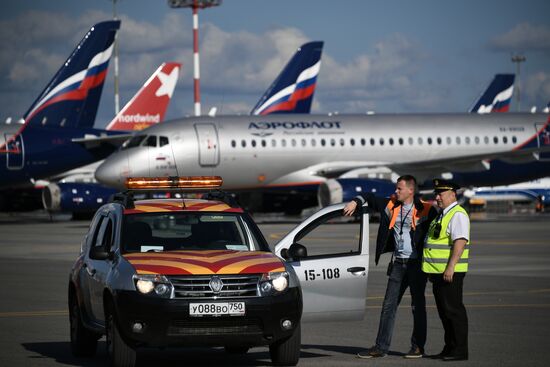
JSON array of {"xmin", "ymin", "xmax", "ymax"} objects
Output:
[{"xmin": 433, "ymin": 178, "xmax": 460, "ymax": 193}]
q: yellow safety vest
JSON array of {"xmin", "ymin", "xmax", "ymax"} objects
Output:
[{"xmin": 422, "ymin": 204, "xmax": 470, "ymax": 273}]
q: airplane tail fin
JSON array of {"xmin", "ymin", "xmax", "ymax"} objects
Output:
[
  {"xmin": 105, "ymin": 62, "xmax": 181, "ymax": 131},
  {"xmin": 251, "ymin": 41, "xmax": 323, "ymax": 115},
  {"xmin": 469, "ymin": 74, "xmax": 515, "ymax": 113},
  {"xmin": 22, "ymin": 20, "xmax": 120, "ymax": 129}
]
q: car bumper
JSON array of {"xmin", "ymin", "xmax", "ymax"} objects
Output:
[{"xmin": 112, "ymin": 287, "xmax": 302, "ymax": 348}]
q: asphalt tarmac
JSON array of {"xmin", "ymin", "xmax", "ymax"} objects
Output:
[{"xmin": 0, "ymin": 212, "xmax": 549, "ymax": 367}]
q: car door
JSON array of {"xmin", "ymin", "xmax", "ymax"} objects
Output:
[{"xmin": 274, "ymin": 203, "xmax": 369, "ymax": 322}]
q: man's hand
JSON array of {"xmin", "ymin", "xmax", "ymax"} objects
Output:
[
  {"xmin": 343, "ymin": 201, "xmax": 358, "ymax": 216},
  {"xmin": 443, "ymin": 266, "xmax": 454, "ymax": 282}
]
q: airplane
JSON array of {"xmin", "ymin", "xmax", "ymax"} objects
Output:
[
  {"xmin": 41, "ymin": 62, "xmax": 181, "ymax": 215},
  {"xmin": 469, "ymin": 74, "xmax": 515, "ymax": 113},
  {"xmin": 251, "ymin": 41, "xmax": 323, "ymax": 115},
  {"xmin": 0, "ymin": 20, "xmax": 125, "ymax": 200},
  {"xmin": 467, "ymin": 178, "xmax": 550, "ymax": 207},
  {"xmin": 94, "ymin": 112, "xmax": 550, "ymax": 212}
]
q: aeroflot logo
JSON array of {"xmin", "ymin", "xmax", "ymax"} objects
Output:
[
  {"xmin": 118, "ymin": 113, "xmax": 161, "ymax": 123},
  {"xmin": 249, "ymin": 121, "xmax": 341, "ymax": 130}
]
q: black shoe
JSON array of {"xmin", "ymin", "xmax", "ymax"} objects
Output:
[
  {"xmin": 404, "ymin": 347, "xmax": 424, "ymax": 359},
  {"xmin": 432, "ymin": 346, "xmax": 452, "ymax": 359},
  {"xmin": 357, "ymin": 346, "xmax": 386, "ymax": 359},
  {"xmin": 443, "ymin": 354, "xmax": 468, "ymax": 361}
]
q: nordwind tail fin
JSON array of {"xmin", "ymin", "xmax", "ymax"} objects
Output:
[
  {"xmin": 251, "ymin": 41, "xmax": 323, "ymax": 115},
  {"xmin": 105, "ymin": 62, "xmax": 181, "ymax": 131},
  {"xmin": 22, "ymin": 20, "xmax": 120, "ymax": 129},
  {"xmin": 469, "ymin": 74, "xmax": 515, "ymax": 113}
]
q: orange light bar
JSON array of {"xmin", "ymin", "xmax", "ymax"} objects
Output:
[{"xmin": 126, "ymin": 176, "xmax": 223, "ymax": 190}]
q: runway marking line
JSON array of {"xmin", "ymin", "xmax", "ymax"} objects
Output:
[{"xmin": 0, "ymin": 310, "xmax": 68, "ymax": 318}]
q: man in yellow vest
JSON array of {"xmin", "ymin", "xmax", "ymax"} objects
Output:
[
  {"xmin": 423, "ymin": 179, "xmax": 470, "ymax": 361},
  {"xmin": 344, "ymin": 175, "xmax": 436, "ymax": 359}
]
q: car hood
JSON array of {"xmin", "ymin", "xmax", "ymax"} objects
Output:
[{"xmin": 123, "ymin": 250, "xmax": 285, "ymax": 275}]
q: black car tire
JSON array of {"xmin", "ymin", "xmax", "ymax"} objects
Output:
[
  {"xmin": 106, "ymin": 306, "xmax": 136, "ymax": 367},
  {"xmin": 69, "ymin": 297, "xmax": 99, "ymax": 357},
  {"xmin": 224, "ymin": 346, "xmax": 249, "ymax": 354},
  {"xmin": 269, "ymin": 323, "xmax": 301, "ymax": 366}
]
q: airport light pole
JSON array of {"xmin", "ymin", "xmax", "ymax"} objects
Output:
[
  {"xmin": 511, "ymin": 54, "xmax": 526, "ymax": 112},
  {"xmin": 110, "ymin": 0, "xmax": 121, "ymax": 114},
  {"xmin": 168, "ymin": 0, "xmax": 222, "ymax": 116}
]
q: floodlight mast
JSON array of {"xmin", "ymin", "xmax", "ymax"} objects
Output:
[{"xmin": 168, "ymin": 0, "xmax": 222, "ymax": 117}]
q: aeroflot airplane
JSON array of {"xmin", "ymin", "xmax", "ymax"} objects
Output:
[
  {"xmin": 95, "ymin": 112, "xmax": 550, "ymax": 210},
  {"xmin": 469, "ymin": 74, "xmax": 515, "ymax": 113},
  {"xmin": 0, "ymin": 20, "xmax": 125, "ymax": 191}
]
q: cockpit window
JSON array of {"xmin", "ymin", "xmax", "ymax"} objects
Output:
[
  {"xmin": 121, "ymin": 212, "xmax": 267, "ymax": 253},
  {"xmin": 159, "ymin": 136, "xmax": 169, "ymax": 147},
  {"xmin": 122, "ymin": 135, "xmax": 146, "ymax": 150},
  {"xmin": 144, "ymin": 135, "xmax": 157, "ymax": 147}
]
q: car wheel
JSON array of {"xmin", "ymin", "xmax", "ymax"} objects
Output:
[
  {"xmin": 269, "ymin": 323, "xmax": 301, "ymax": 366},
  {"xmin": 69, "ymin": 296, "xmax": 98, "ymax": 357},
  {"xmin": 224, "ymin": 346, "xmax": 249, "ymax": 354},
  {"xmin": 106, "ymin": 306, "xmax": 136, "ymax": 367}
]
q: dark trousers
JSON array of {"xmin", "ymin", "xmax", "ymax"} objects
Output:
[
  {"xmin": 375, "ymin": 258, "xmax": 427, "ymax": 352},
  {"xmin": 430, "ymin": 272, "xmax": 468, "ymax": 357}
]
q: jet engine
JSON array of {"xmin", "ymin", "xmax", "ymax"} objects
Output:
[{"xmin": 317, "ymin": 178, "xmax": 396, "ymax": 207}]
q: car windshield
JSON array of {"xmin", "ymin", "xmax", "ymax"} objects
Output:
[{"xmin": 121, "ymin": 212, "xmax": 267, "ymax": 253}]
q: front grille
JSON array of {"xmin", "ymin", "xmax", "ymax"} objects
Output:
[
  {"xmin": 168, "ymin": 274, "xmax": 260, "ymax": 299},
  {"xmin": 167, "ymin": 318, "xmax": 263, "ymax": 336}
]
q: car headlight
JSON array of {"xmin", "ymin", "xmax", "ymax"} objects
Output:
[
  {"xmin": 133, "ymin": 274, "xmax": 173, "ymax": 298},
  {"xmin": 259, "ymin": 272, "xmax": 289, "ymax": 296}
]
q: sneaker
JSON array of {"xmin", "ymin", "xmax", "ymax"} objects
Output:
[
  {"xmin": 404, "ymin": 347, "xmax": 424, "ymax": 359},
  {"xmin": 357, "ymin": 346, "xmax": 386, "ymax": 359}
]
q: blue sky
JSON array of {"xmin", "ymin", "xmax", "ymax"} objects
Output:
[{"xmin": 1, "ymin": 0, "xmax": 549, "ymax": 127}]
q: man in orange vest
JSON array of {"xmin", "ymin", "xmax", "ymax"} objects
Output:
[{"xmin": 344, "ymin": 175, "xmax": 437, "ymax": 359}]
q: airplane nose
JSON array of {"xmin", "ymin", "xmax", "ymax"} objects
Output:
[{"xmin": 95, "ymin": 159, "xmax": 125, "ymax": 189}]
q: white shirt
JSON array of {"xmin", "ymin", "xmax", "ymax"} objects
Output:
[{"xmin": 443, "ymin": 201, "xmax": 470, "ymax": 243}]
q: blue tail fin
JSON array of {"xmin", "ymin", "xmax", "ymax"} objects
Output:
[
  {"xmin": 22, "ymin": 20, "xmax": 120, "ymax": 128},
  {"xmin": 469, "ymin": 74, "xmax": 515, "ymax": 113},
  {"xmin": 251, "ymin": 41, "xmax": 323, "ymax": 115}
]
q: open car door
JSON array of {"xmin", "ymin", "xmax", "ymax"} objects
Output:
[{"xmin": 274, "ymin": 203, "xmax": 369, "ymax": 322}]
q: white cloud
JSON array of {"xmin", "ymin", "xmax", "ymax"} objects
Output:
[
  {"xmin": 525, "ymin": 72, "xmax": 550, "ymax": 108},
  {"xmin": 489, "ymin": 23, "xmax": 550, "ymax": 52}
]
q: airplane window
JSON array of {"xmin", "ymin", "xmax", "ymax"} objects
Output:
[
  {"xmin": 465, "ymin": 136, "xmax": 471, "ymax": 145},
  {"xmin": 474, "ymin": 136, "xmax": 480, "ymax": 144},
  {"xmin": 446, "ymin": 137, "xmax": 451, "ymax": 145},
  {"xmin": 361, "ymin": 138, "xmax": 366, "ymax": 146},
  {"xmin": 282, "ymin": 139, "xmax": 287, "ymax": 147},
  {"xmin": 144, "ymin": 135, "xmax": 157, "ymax": 147},
  {"xmin": 261, "ymin": 139, "xmax": 266, "ymax": 147},
  {"xmin": 241, "ymin": 140, "xmax": 246, "ymax": 148},
  {"xmin": 301, "ymin": 139, "xmax": 306, "ymax": 147},
  {"xmin": 271, "ymin": 139, "xmax": 276, "ymax": 147},
  {"xmin": 291, "ymin": 139, "xmax": 296, "ymax": 147},
  {"xmin": 427, "ymin": 137, "xmax": 432, "ymax": 145},
  {"xmin": 330, "ymin": 139, "xmax": 335, "ymax": 147},
  {"xmin": 503, "ymin": 136, "xmax": 508, "ymax": 144},
  {"xmin": 350, "ymin": 138, "xmax": 355, "ymax": 146},
  {"xmin": 123, "ymin": 135, "xmax": 147, "ymax": 149},
  {"xmin": 251, "ymin": 140, "xmax": 257, "ymax": 147},
  {"xmin": 370, "ymin": 138, "xmax": 375, "ymax": 146},
  {"xmin": 231, "ymin": 140, "xmax": 236, "ymax": 148},
  {"xmin": 398, "ymin": 138, "xmax": 403, "ymax": 145},
  {"xmin": 493, "ymin": 136, "xmax": 499, "ymax": 144},
  {"xmin": 409, "ymin": 137, "xmax": 414, "ymax": 145},
  {"xmin": 456, "ymin": 137, "xmax": 461, "ymax": 145},
  {"xmin": 436, "ymin": 137, "xmax": 442, "ymax": 145},
  {"xmin": 311, "ymin": 139, "xmax": 316, "ymax": 147},
  {"xmin": 159, "ymin": 136, "xmax": 169, "ymax": 147},
  {"xmin": 389, "ymin": 138, "xmax": 394, "ymax": 145},
  {"xmin": 340, "ymin": 138, "xmax": 345, "ymax": 146},
  {"xmin": 321, "ymin": 139, "xmax": 326, "ymax": 146},
  {"xmin": 484, "ymin": 136, "xmax": 489, "ymax": 144},
  {"xmin": 418, "ymin": 137, "xmax": 423, "ymax": 145},
  {"xmin": 379, "ymin": 138, "xmax": 384, "ymax": 146},
  {"xmin": 512, "ymin": 136, "xmax": 517, "ymax": 144}
]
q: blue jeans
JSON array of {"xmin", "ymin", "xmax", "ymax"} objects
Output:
[{"xmin": 375, "ymin": 258, "xmax": 427, "ymax": 352}]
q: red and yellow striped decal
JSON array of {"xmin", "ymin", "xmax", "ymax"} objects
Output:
[
  {"xmin": 124, "ymin": 199, "xmax": 243, "ymax": 214},
  {"xmin": 123, "ymin": 250, "xmax": 285, "ymax": 275}
]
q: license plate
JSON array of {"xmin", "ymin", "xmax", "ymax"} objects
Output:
[{"xmin": 189, "ymin": 302, "xmax": 245, "ymax": 316}]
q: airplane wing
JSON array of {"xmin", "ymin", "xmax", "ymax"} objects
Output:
[{"xmin": 71, "ymin": 133, "xmax": 133, "ymax": 148}]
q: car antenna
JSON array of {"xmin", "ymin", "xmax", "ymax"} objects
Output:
[{"xmin": 169, "ymin": 141, "xmax": 185, "ymax": 209}]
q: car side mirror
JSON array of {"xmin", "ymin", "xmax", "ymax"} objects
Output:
[
  {"xmin": 282, "ymin": 243, "xmax": 307, "ymax": 261},
  {"xmin": 89, "ymin": 246, "xmax": 113, "ymax": 260}
]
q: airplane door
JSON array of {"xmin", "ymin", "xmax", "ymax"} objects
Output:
[
  {"xmin": 4, "ymin": 134, "xmax": 24, "ymax": 169},
  {"xmin": 274, "ymin": 204, "xmax": 369, "ymax": 322},
  {"xmin": 194, "ymin": 123, "xmax": 219, "ymax": 166},
  {"xmin": 534, "ymin": 123, "xmax": 550, "ymax": 161}
]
